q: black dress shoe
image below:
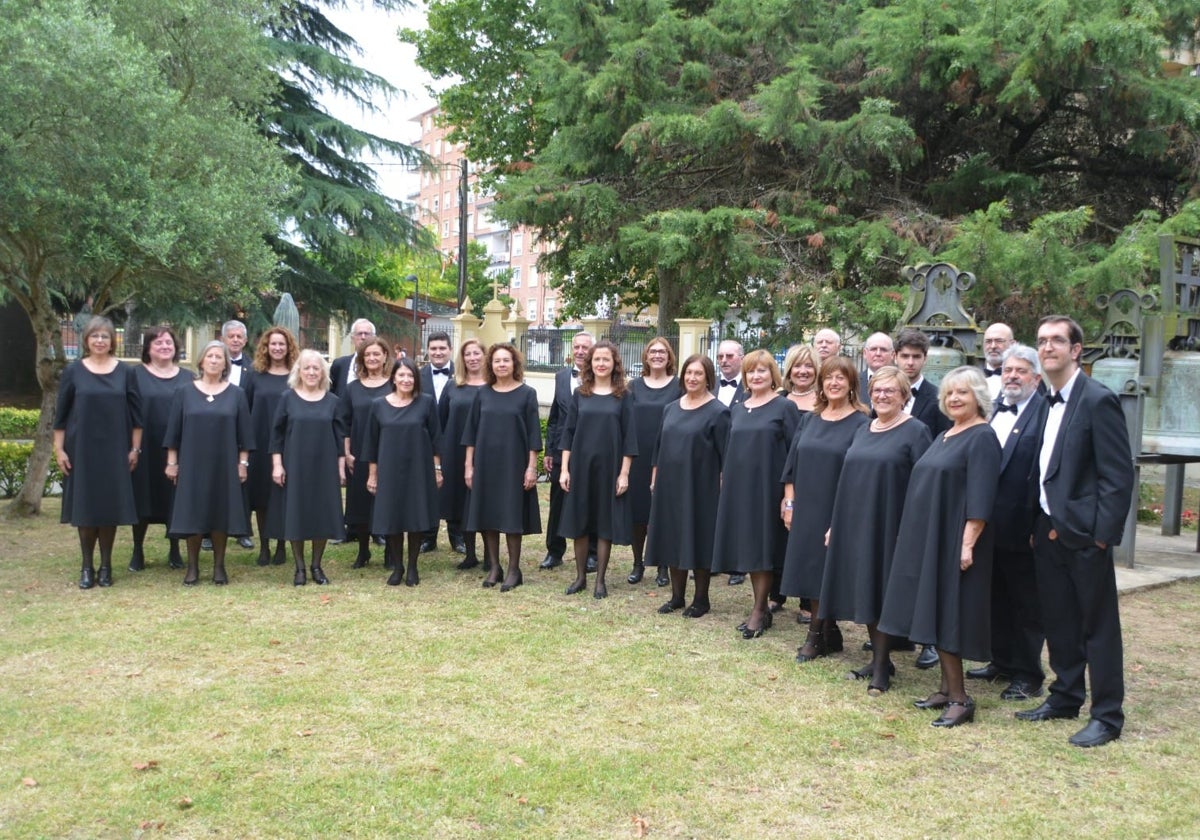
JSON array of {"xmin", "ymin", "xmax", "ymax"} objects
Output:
[
  {"xmin": 586, "ymin": 554, "xmax": 598, "ymax": 573},
  {"xmin": 257, "ymin": 550, "xmax": 272, "ymax": 567},
  {"xmin": 914, "ymin": 644, "xmax": 939, "ymax": 669},
  {"xmin": 658, "ymin": 598, "xmax": 685, "ymax": 614},
  {"xmin": 311, "ymin": 565, "xmax": 329, "ymax": 585},
  {"xmin": 727, "ymin": 573, "xmax": 746, "ymax": 586},
  {"xmin": 1015, "ymin": 700, "xmax": 1079, "ymax": 722},
  {"xmin": 931, "ymin": 698, "xmax": 975, "ymax": 728},
  {"xmin": 201, "ymin": 538, "xmax": 214, "ymax": 551},
  {"xmin": 1068, "ymin": 719, "xmax": 1120, "ymax": 748},
  {"xmin": 500, "ymin": 571, "xmax": 523, "ymax": 592},
  {"xmin": 167, "ymin": 550, "xmax": 184, "ymax": 570},
  {"xmin": 539, "ymin": 553, "xmax": 563, "ymax": 570},
  {"xmin": 655, "ymin": 569, "xmax": 669, "ymax": 587},
  {"xmin": 1000, "ymin": 680, "xmax": 1045, "ymax": 701},
  {"xmin": 627, "ymin": 564, "xmax": 645, "ymax": 584},
  {"xmin": 237, "ymin": 536, "xmax": 254, "ymax": 550},
  {"xmin": 79, "ymin": 566, "xmax": 95, "ymax": 590},
  {"xmin": 419, "ymin": 539, "xmax": 437, "ymax": 554},
  {"xmin": 456, "ymin": 556, "xmax": 481, "ymax": 570},
  {"xmin": 966, "ymin": 663, "xmax": 1011, "ymax": 681},
  {"xmin": 128, "ymin": 548, "xmax": 145, "ymax": 572},
  {"xmin": 452, "ymin": 539, "xmax": 467, "ymax": 555},
  {"xmin": 682, "ymin": 600, "xmax": 710, "ymax": 618},
  {"xmin": 372, "ymin": 535, "xmax": 386, "ymax": 546},
  {"xmin": 97, "ymin": 565, "xmax": 113, "ymax": 587}
]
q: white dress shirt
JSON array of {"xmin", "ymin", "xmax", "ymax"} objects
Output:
[{"xmin": 1038, "ymin": 368, "xmax": 1081, "ymax": 515}]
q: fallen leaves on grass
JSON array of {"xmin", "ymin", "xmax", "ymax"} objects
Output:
[
  {"xmin": 132, "ymin": 760, "xmax": 159, "ymax": 771},
  {"xmin": 632, "ymin": 815, "xmax": 650, "ymax": 836},
  {"xmin": 139, "ymin": 820, "xmax": 165, "ymax": 830},
  {"xmin": 177, "ymin": 797, "xmax": 193, "ymax": 810},
  {"xmin": 21, "ymin": 777, "xmax": 38, "ymax": 788},
  {"xmin": 297, "ymin": 729, "xmax": 315, "ymax": 737}
]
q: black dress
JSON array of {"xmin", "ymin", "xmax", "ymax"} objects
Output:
[
  {"xmin": 440, "ymin": 381, "xmax": 484, "ymax": 526},
  {"xmin": 268, "ymin": 391, "xmax": 346, "ymax": 542},
  {"xmin": 644, "ymin": 398, "xmax": 730, "ymax": 570},
  {"xmin": 54, "ymin": 361, "xmax": 142, "ymax": 527},
  {"xmin": 361, "ymin": 394, "xmax": 442, "ymax": 535},
  {"xmin": 131, "ymin": 366, "xmax": 188, "ymax": 524},
  {"xmin": 338, "ymin": 379, "xmax": 391, "ymax": 528},
  {"xmin": 462, "ymin": 384, "xmax": 543, "ymax": 534},
  {"xmin": 819, "ymin": 418, "xmax": 932, "ymax": 623},
  {"xmin": 558, "ymin": 391, "xmax": 639, "ymax": 544},
  {"xmin": 778, "ymin": 411, "xmax": 870, "ymax": 599},
  {"xmin": 244, "ymin": 372, "xmax": 289, "ymax": 514},
  {"xmin": 878, "ymin": 423, "xmax": 1002, "ymax": 661},
  {"xmin": 628, "ymin": 377, "xmax": 679, "ymax": 527},
  {"xmin": 163, "ymin": 384, "xmax": 253, "ymax": 536},
  {"xmin": 711, "ymin": 396, "xmax": 801, "ymax": 573}
]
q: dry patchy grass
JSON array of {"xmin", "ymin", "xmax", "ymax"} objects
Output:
[{"xmin": 1, "ymin": 498, "xmax": 1199, "ymax": 838}]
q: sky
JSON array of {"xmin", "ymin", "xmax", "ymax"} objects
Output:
[{"xmin": 320, "ymin": 1, "xmax": 438, "ymax": 202}]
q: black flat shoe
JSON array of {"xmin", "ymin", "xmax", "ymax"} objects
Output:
[
  {"xmin": 565, "ymin": 578, "xmax": 587, "ymax": 595},
  {"xmin": 500, "ymin": 571, "xmax": 523, "ymax": 592},
  {"xmin": 79, "ymin": 567, "xmax": 95, "ymax": 589},
  {"xmin": 271, "ymin": 547, "xmax": 287, "ymax": 566},
  {"xmin": 626, "ymin": 565, "xmax": 645, "ymax": 585},
  {"xmin": 586, "ymin": 554, "xmax": 598, "ymax": 573},
  {"xmin": 404, "ymin": 567, "xmax": 418, "ymax": 587},
  {"xmin": 931, "ymin": 698, "xmax": 975, "ymax": 728},
  {"xmin": 655, "ymin": 570, "xmax": 669, "ymax": 587},
  {"xmin": 311, "ymin": 566, "xmax": 329, "ymax": 585},
  {"xmin": 593, "ymin": 582, "xmax": 608, "ymax": 599},
  {"xmin": 167, "ymin": 551, "xmax": 184, "ymax": 570},
  {"xmin": 256, "ymin": 551, "xmax": 271, "ymax": 567},
  {"xmin": 294, "ymin": 568, "xmax": 306, "ymax": 586},
  {"xmin": 915, "ymin": 644, "xmax": 939, "ymax": 669},
  {"xmin": 682, "ymin": 601, "xmax": 710, "ymax": 618},
  {"xmin": 539, "ymin": 553, "xmax": 563, "ymax": 570},
  {"xmin": 456, "ymin": 556, "xmax": 480, "ymax": 571},
  {"xmin": 913, "ymin": 691, "xmax": 950, "ymax": 710},
  {"xmin": 1068, "ymin": 719, "xmax": 1120, "ymax": 748},
  {"xmin": 658, "ymin": 598, "xmax": 685, "ymax": 614},
  {"xmin": 183, "ymin": 574, "xmax": 200, "ymax": 587},
  {"xmin": 213, "ymin": 571, "xmax": 229, "ymax": 586},
  {"xmin": 97, "ymin": 565, "xmax": 113, "ymax": 587},
  {"xmin": 128, "ymin": 550, "xmax": 145, "ymax": 572},
  {"xmin": 387, "ymin": 567, "xmax": 403, "ymax": 586},
  {"xmin": 1015, "ymin": 701, "xmax": 1079, "ymax": 722}
]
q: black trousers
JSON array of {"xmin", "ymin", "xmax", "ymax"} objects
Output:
[
  {"xmin": 1033, "ymin": 514, "xmax": 1124, "ymax": 731},
  {"xmin": 989, "ymin": 546, "xmax": 1045, "ymax": 685}
]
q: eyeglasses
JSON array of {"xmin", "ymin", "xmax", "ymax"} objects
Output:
[
  {"xmin": 871, "ymin": 387, "xmax": 900, "ymax": 398},
  {"xmin": 352, "ymin": 330, "xmax": 375, "ymax": 338},
  {"xmin": 1036, "ymin": 336, "xmax": 1071, "ymax": 348},
  {"xmin": 983, "ymin": 338, "xmax": 1011, "ymax": 346}
]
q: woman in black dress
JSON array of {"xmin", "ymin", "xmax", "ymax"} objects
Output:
[
  {"xmin": 646, "ymin": 354, "xmax": 730, "ymax": 616},
  {"xmin": 781, "ymin": 355, "xmax": 870, "ymax": 661},
  {"xmin": 270, "ymin": 349, "xmax": 346, "ymax": 586},
  {"xmin": 364, "ymin": 358, "xmax": 443, "ymax": 587},
  {"xmin": 626, "ymin": 336, "xmax": 679, "ymax": 587},
  {"xmin": 129, "ymin": 326, "xmax": 188, "ymax": 572},
  {"xmin": 711, "ymin": 350, "xmax": 802, "ymax": 637},
  {"xmin": 54, "ymin": 316, "xmax": 143, "ymax": 589},
  {"xmin": 559, "ymin": 340, "xmax": 638, "ymax": 599},
  {"xmin": 338, "ymin": 336, "xmax": 392, "ymax": 569},
  {"xmin": 445, "ymin": 338, "xmax": 487, "ymax": 571},
  {"xmin": 820, "ymin": 366, "xmax": 931, "ymax": 694},
  {"xmin": 164, "ymin": 341, "xmax": 252, "ymax": 586},
  {"xmin": 879, "ymin": 367, "xmax": 1002, "ymax": 727},
  {"xmin": 245, "ymin": 326, "xmax": 298, "ymax": 567},
  {"xmin": 463, "ymin": 343, "xmax": 542, "ymax": 590}
]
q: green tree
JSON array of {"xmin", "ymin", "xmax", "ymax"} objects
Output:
[
  {"xmin": 409, "ymin": 0, "xmax": 1199, "ymax": 341},
  {"xmin": 0, "ymin": 0, "xmax": 290, "ymax": 516}
]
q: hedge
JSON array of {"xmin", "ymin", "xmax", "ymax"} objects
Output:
[
  {"xmin": 0, "ymin": 442, "xmax": 63, "ymax": 498},
  {"xmin": 0, "ymin": 408, "xmax": 40, "ymax": 439}
]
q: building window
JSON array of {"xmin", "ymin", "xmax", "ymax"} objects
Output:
[
  {"xmin": 528, "ymin": 265, "xmax": 538, "ymax": 287},
  {"xmin": 512, "ymin": 232, "xmax": 523, "ymax": 256},
  {"xmin": 527, "ymin": 298, "xmax": 537, "ymax": 320},
  {"xmin": 467, "ymin": 213, "xmax": 474, "ymax": 233},
  {"xmin": 545, "ymin": 298, "xmax": 556, "ymax": 320},
  {"xmin": 433, "ymin": 198, "xmax": 439, "ymax": 213},
  {"xmin": 443, "ymin": 220, "xmax": 450, "ymax": 237},
  {"xmin": 510, "ymin": 267, "xmax": 521, "ymax": 289}
]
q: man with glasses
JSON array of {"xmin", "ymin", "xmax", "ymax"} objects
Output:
[
  {"xmin": 1015, "ymin": 316, "xmax": 1133, "ymax": 748},
  {"xmin": 860, "ymin": 332, "xmax": 895, "ymax": 405},
  {"xmin": 330, "ymin": 319, "xmax": 377, "ymax": 397},
  {"xmin": 713, "ymin": 340, "xmax": 746, "ymax": 407},
  {"xmin": 981, "ymin": 323, "xmax": 1015, "ymax": 398},
  {"xmin": 968, "ymin": 344, "xmax": 1047, "ymax": 701}
]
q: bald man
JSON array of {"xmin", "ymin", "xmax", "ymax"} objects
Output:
[
  {"xmin": 981, "ymin": 323, "xmax": 1015, "ymax": 399},
  {"xmin": 861, "ymin": 332, "xmax": 895, "ymax": 394}
]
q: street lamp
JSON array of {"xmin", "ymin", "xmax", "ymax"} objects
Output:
[{"xmin": 406, "ymin": 272, "xmax": 419, "ymax": 345}]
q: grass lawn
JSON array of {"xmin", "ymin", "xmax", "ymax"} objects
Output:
[{"xmin": 2, "ymin": 495, "xmax": 1199, "ymax": 838}]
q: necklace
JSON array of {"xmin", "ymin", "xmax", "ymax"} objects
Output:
[
  {"xmin": 872, "ymin": 414, "xmax": 905, "ymax": 432},
  {"xmin": 793, "ymin": 387, "xmax": 816, "ymax": 397}
]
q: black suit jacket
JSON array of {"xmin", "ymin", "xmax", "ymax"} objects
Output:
[
  {"xmin": 329, "ymin": 354, "xmax": 354, "ymax": 397},
  {"xmin": 421, "ymin": 361, "xmax": 455, "ymax": 426},
  {"xmin": 909, "ymin": 378, "xmax": 951, "ymax": 436},
  {"xmin": 1035, "ymin": 373, "xmax": 1134, "ymax": 551},
  {"xmin": 546, "ymin": 366, "xmax": 579, "ymax": 456},
  {"xmin": 711, "ymin": 377, "xmax": 746, "ymax": 407},
  {"xmin": 990, "ymin": 392, "xmax": 1046, "ymax": 552}
]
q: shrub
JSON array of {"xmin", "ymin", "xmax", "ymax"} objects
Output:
[
  {"xmin": 0, "ymin": 408, "xmax": 41, "ymax": 439},
  {"xmin": 0, "ymin": 442, "xmax": 63, "ymax": 498}
]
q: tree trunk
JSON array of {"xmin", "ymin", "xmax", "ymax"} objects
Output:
[
  {"xmin": 656, "ymin": 268, "xmax": 686, "ymax": 337},
  {"xmin": 6, "ymin": 293, "xmax": 66, "ymax": 518}
]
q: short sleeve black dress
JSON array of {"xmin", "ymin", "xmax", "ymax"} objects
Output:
[
  {"xmin": 163, "ymin": 383, "xmax": 253, "ymax": 536},
  {"xmin": 644, "ymin": 398, "xmax": 731, "ymax": 570},
  {"xmin": 628, "ymin": 377, "xmax": 680, "ymax": 527},
  {"xmin": 711, "ymin": 396, "xmax": 801, "ymax": 574},
  {"xmin": 267, "ymin": 390, "xmax": 346, "ymax": 542},
  {"xmin": 819, "ymin": 418, "xmax": 932, "ymax": 623},
  {"xmin": 54, "ymin": 360, "xmax": 143, "ymax": 527},
  {"xmin": 461, "ymin": 384, "xmax": 543, "ymax": 535},
  {"xmin": 244, "ymin": 371, "xmax": 289, "ymax": 514},
  {"xmin": 339, "ymin": 379, "xmax": 391, "ymax": 529},
  {"xmin": 361, "ymin": 394, "xmax": 442, "ymax": 535},
  {"xmin": 558, "ymin": 391, "xmax": 639, "ymax": 545},
  {"xmin": 778, "ymin": 411, "xmax": 870, "ymax": 599},
  {"xmin": 440, "ymin": 381, "xmax": 484, "ymax": 525},
  {"xmin": 131, "ymin": 365, "xmax": 189, "ymax": 524},
  {"xmin": 878, "ymin": 423, "xmax": 1002, "ymax": 661}
]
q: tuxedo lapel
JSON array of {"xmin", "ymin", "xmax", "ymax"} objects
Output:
[{"xmin": 1044, "ymin": 382, "xmax": 1083, "ymax": 483}]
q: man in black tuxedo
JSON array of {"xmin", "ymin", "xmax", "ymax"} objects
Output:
[
  {"xmin": 713, "ymin": 340, "xmax": 746, "ymax": 407},
  {"xmin": 860, "ymin": 332, "xmax": 895, "ymax": 408},
  {"xmin": 1016, "ymin": 315, "xmax": 1133, "ymax": 748},
  {"xmin": 419, "ymin": 331, "xmax": 458, "ymax": 553},
  {"xmin": 542, "ymin": 332, "xmax": 596, "ymax": 570},
  {"xmin": 981, "ymin": 322, "xmax": 1014, "ymax": 400},
  {"xmin": 968, "ymin": 344, "xmax": 1046, "ymax": 700},
  {"xmin": 329, "ymin": 318, "xmax": 377, "ymax": 397},
  {"xmin": 895, "ymin": 328, "xmax": 952, "ymax": 437}
]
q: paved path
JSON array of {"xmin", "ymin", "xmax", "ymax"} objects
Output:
[{"xmin": 1118, "ymin": 525, "xmax": 1200, "ymax": 594}]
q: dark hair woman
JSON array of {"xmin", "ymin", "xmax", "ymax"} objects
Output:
[
  {"xmin": 245, "ymin": 326, "xmax": 299, "ymax": 567},
  {"xmin": 338, "ymin": 336, "xmax": 393, "ymax": 570}
]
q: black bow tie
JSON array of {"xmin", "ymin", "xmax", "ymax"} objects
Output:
[
  {"xmin": 230, "ymin": 357, "xmax": 244, "ymax": 366},
  {"xmin": 984, "ymin": 367, "xmax": 1001, "ymax": 377},
  {"xmin": 994, "ymin": 402, "xmax": 1018, "ymax": 414},
  {"xmin": 720, "ymin": 379, "xmax": 738, "ymax": 388},
  {"xmin": 570, "ymin": 369, "xmax": 580, "ymax": 378},
  {"xmin": 432, "ymin": 368, "xmax": 450, "ymax": 376},
  {"xmin": 1047, "ymin": 391, "xmax": 1066, "ymax": 407}
]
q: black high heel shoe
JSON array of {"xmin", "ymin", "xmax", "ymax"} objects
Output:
[
  {"xmin": 79, "ymin": 566, "xmax": 95, "ymax": 590},
  {"xmin": 97, "ymin": 564, "xmax": 113, "ymax": 587},
  {"xmin": 626, "ymin": 563, "xmax": 645, "ymax": 584},
  {"xmin": 310, "ymin": 565, "xmax": 328, "ymax": 585},
  {"xmin": 655, "ymin": 568, "xmax": 670, "ymax": 587},
  {"xmin": 795, "ymin": 628, "xmax": 826, "ymax": 663},
  {"xmin": 500, "ymin": 570, "xmax": 523, "ymax": 592},
  {"xmin": 741, "ymin": 610, "xmax": 772, "ymax": 639},
  {"xmin": 913, "ymin": 691, "xmax": 951, "ymax": 710},
  {"xmin": 931, "ymin": 698, "xmax": 975, "ymax": 728},
  {"xmin": 482, "ymin": 566, "xmax": 501, "ymax": 588},
  {"xmin": 351, "ymin": 553, "xmax": 369, "ymax": 569}
]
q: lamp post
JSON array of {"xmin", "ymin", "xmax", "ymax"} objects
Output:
[{"xmin": 406, "ymin": 272, "xmax": 419, "ymax": 354}]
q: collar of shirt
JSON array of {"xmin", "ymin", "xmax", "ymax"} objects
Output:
[{"xmin": 1048, "ymin": 368, "xmax": 1082, "ymax": 407}]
